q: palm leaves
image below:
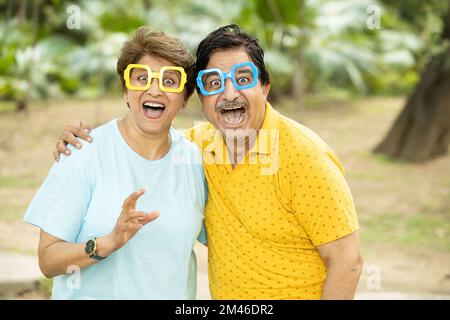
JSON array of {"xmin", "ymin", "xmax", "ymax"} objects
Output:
[
  {"xmin": 244, "ymin": 0, "xmax": 423, "ymax": 95},
  {"xmin": 0, "ymin": 0, "xmax": 427, "ymax": 111},
  {"xmin": 0, "ymin": 20, "xmax": 75, "ymax": 110}
]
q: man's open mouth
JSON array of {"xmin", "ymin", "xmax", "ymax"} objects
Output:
[
  {"xmin": 219, "ymin": 105, "xmax": 246, "ymax": 126},
  {"xmin": 142, "ymin": 101, "xmax": 165, "ymax": 119}
]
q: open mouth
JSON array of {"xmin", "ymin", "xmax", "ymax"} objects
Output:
[
  {"xmin": 142, "ymin": 101, "xmax": 166, "ymax": 119},
  {"xmin": 219, "ymin": 106, "xmax": 246, "ymax": 126}
]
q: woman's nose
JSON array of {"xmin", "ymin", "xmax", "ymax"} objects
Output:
[{"xmin": 147, "ymin": 78, "xmax": 162, "ymax": 97}]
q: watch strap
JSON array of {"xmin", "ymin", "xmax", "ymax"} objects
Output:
[{"xmin": 87, "ymin": 238, "xmax": 106, "ymax": 260}]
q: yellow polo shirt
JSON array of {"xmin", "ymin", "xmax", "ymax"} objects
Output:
[{"xmin": 186, "ymin": 103, "xmax": 359, "ymax": 299}]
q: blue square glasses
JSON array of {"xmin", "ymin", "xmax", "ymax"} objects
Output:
[{"xmin": 196, "ymin": 61, "xmax": 259, "ymax": 96}]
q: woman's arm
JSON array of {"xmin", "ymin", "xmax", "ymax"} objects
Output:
[
  {"xmin": 38, "ymin": 189, "xmax": 159, "ymax": 278},
  {"xmin": 38, "ymin": 231, "xmax": 113, "ymax": 278}
]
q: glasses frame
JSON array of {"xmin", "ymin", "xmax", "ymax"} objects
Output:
[
  {"xmin": 123, "ymin": 64, "xmax": 187, "ymax": 93},
  {"xmin": 196, "ymin": 61, "xmax": 259, "ymax": 96}
]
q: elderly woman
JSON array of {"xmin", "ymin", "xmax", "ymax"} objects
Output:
[{"xmin": 23, "ymin": 27, "xmax": 206, "ymax": 299}]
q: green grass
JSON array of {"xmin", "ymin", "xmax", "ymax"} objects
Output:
[
  {"xmin": 347, "ymin": 170, "xmax": 384, "ymax": 181},
  {"xmin": 0, "ymin": 101, "xmax": 15, "ymax": 113},
  {"xmin": 304, "ymin": 92, "xmax": 354, "ymax": 108},
  {"xmin": 0, "ymin": 176, "xmax": 39, "ymax": 189},
  {"xmin": 360, "ymin": 212, "xmax": 450, "ymax": 252},
  {"xmin": 373, "ymin": 153, "xmax": 408, "ymax": 166},
  {"xmin": 0, "ymin": 203, "xmax": 27, "ymax": 222},
  {"xmin": 0, "ymin": 278, "xmax": 52, "ymax": 299},
  {"xmin": 0, "ymin": 177, "xmax": 37, "ymax": 223},
  {"xmin": 39, "ymin": 278, "xmax": 52, "ymax": 299}
]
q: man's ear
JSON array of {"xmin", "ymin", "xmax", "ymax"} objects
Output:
[
  {"xmin": 263, "ymin": 83, "xmax": 270, "ymax": 100},
  {"xmin": 198, "ymin": 92, "xmax": 204, "ymax": 103}
]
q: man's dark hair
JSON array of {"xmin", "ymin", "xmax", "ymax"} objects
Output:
[{"xmin": 195, "ymin": 24, "xmax": 270, "ymax": 94}]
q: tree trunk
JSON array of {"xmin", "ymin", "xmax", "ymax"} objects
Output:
[
  {"xmin": 18, "ymin": 0, "xmax": 26, "ymax": 25},
  {"xmin": 142, "ymin": 0, "xmax": 151, "ymax": 10},
  {"xmin": 15, "ymin": 100, "xmax": 28, "ymax": 113},
  {"xmin": 6, "ymin": 0, "xmax": 14, "ymax": 24},
  {"xmin": 290, "ymin": 0, "xmax": 306, "ymax": 113},
  {"xmin": 374, "ymin": 10, "xmax": 450, "ymax": 163},
  {"xmin": 32, "ymin": 0, "xmax": 39, "ymax": 43}
]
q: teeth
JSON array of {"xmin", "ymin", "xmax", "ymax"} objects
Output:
[
  {"xmin": 223, "ymin": 106, "xmax": 244, "ymax": 111},
  {"xmin": 221, "ymin": 108, "xmax": 245, "ymax": 124},
  {"xmin": 143, "ymin": 102, "xmax": 165, "ymax": 108}
]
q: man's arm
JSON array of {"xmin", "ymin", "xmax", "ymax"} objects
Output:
[
  {"xmin": 317, "ymin": 231, "xmax": 363, "ymax": 300},
  {"xmin": 53, "ymin": 120, "xmax": 93, "ymax": 161}
]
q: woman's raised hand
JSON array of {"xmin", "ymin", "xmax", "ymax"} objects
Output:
[{"xmin": 103, "ymin": 189, "xmax": 159, "ymax": 255}]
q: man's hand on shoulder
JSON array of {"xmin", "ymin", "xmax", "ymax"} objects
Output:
[{"xmin": 54, "ymin": 120, "xmax": 93, "ymax": 161}]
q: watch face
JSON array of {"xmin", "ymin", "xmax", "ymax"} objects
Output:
[{"xmin": 85, "ymin": 239, "xmax": 95, "ymax": 255}]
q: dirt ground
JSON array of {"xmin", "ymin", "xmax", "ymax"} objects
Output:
[{"xmin": 0, "ymin": 95, "xmax": 449, "ymax": 299}]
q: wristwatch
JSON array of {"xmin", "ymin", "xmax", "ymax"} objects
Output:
[{"xmin": 85, "ymin": 238, "xmax": 106, "ymax": 261}]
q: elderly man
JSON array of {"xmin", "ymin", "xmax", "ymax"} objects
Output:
[{"xmin": 53, "ymin": 25, "xmax": 362, "ymax": 300}]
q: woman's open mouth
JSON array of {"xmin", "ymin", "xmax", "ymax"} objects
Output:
[
  {"xmin": 219, "ymin": 105, "xmax": 247, "ymax": 127},
  {"xmin": 142, "ymin": 101, "xmax": 166, "ymax": 119}
]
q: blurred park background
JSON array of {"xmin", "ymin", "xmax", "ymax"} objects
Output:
[{"xmin": 0, "ymin": 0, "xmax": 449, "ymax": 299}]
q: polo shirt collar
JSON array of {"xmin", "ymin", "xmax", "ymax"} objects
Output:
[{"xmin": 249, "ymin": 102, "xmax": 279, "ymax": 156}]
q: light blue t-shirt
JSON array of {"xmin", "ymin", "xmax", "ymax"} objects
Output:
[{"xmin": 24, "ymin": 119, "xmax": 207, "ymax": 299}]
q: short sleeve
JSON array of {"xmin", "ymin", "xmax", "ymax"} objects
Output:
[
  {"xmin": 197, "ymin": 220, "xmax": 208, "ymax": 245},
  {"xmin": 23, "ymin": 144, "xmax": 93, "ymax": 243},
  {"xmin": 196, "ymin": 156, "xmax": 208, "ymax": 246},
  {"xmin": 292, "ymin": 152, "xmax": 359, "ymax": 247}
]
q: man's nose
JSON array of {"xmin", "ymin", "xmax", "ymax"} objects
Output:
[
  {"xmin": 222, "ymin": 78, "xmax": 239, "ymax": 101},
  {"xmin": 147, "ymin": 78, "xmax": 162, "ymax": 97}
]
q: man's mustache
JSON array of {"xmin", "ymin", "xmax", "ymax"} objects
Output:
[{"xmin": 215, "ymin": 100, "xmax": 247, "ymax": 113}]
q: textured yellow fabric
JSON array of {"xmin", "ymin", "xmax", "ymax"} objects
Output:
[{"xmin": 185, "ymin": 103, "xmax": 359, "ymax": 299}]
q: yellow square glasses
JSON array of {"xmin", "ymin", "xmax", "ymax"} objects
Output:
[{"xmin": 123, "ymin": 64, "xmax": 187, "ymax": 93}]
